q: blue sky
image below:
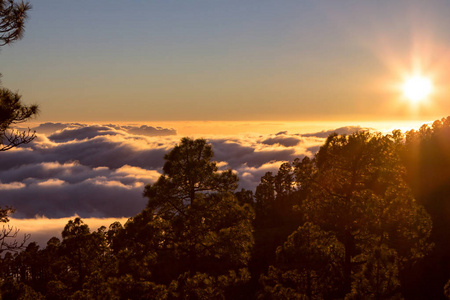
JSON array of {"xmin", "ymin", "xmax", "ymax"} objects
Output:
[{"xmin": 1, "ymin": 0, "xmax": 450, "ymax": 122}]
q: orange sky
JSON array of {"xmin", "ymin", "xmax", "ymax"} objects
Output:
[{"xmin": 1, "ymin": 1, "xmax": 450, "ymax": 123}]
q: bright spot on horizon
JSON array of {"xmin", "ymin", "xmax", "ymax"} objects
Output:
[{"xmin": 402, "ymin": 75, "xmax": 433, "ymax": 103}]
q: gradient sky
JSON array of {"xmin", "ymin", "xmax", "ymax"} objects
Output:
[{"xmin": 1, "ymin": 0, "xmax": 450, "ymax": 122}]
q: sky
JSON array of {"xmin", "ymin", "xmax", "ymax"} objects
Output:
[
  {"xmin": 1, "ymin": 0, "xmax": 450, "ymax": 122},
  {"xmin": 2, "ymin": 1, "xmax": 450, "ymax": 246}
]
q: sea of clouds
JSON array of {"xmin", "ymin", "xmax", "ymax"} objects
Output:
[
  {"xmin": 0, "ymin": 122, "xmax": 367, "ymax": 245},
  {"xmin": 0, "ymin": 122, "xmax": 369, "ymax": 219}
]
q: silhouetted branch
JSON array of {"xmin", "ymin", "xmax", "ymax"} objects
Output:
[
  {"xmin": 0, "ymin": 0, "xmax": 31, "ymax": 46},
  {"xmin": 0, "ymin": 127, "xmax": 35, "ymax": 151},
  {"xmin": 0, "ymin": 224, "xmax": 30, "ymax": 254}
]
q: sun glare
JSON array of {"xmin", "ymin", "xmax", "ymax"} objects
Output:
[{"xmin": 402, "ymin": 75, "xmax": 433, "ymax": 103}]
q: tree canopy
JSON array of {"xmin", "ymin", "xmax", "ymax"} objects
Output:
[
  {"xmin": 401, "ymin": 117, "xmax": 450, "ymax": 298},
  {"xmin": 0, "ymin": 130, "xmax": 443, "ymax": 298},
  {"xmin": 113, "ymin": 138, "xmax": 254, "ymax": 298},
  {"xmin": 258, "ymin": 131, "xmax": 432, "ymax": 298},
  {"xmin": 144, "ymin": 137, "xmax": 239, "ymax": 212},
  {"xmin": 0, "ymin": 1, "xmax": 445, "ymax": 298}
]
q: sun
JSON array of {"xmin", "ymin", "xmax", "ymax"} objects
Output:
[{"xmin": 402, "ymin": 75, "xmax": 433, "ymax": 103}]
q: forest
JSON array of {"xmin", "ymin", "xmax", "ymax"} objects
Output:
[
  {"xmin": 2, "ymin": 0, "xmax": 450, "ymax": 299},
  {"xmin": 1, "ymin": 118, "xmax": 450, "ymax": 299}
]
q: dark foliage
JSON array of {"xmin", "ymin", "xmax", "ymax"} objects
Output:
[
  {"xmin": 0, "ymin": 0, "xmax": 37, "ymax": 152},
  {"xmin": 1, "ymin": 127, "xmax": 447, "ymax": 298},
  {"xmin": 401, "ymin": 116, "xmax": 450, "ymax": 299},
  {"xmin": 0, "ymin": 88, "xmax": 38, "ymax": 151},
  {"xmin": 0, "ymin": 0, "xmax": 30, "ymax": 46},
  {"xmin": 0, "ymin": 0, "xmax": 35, "ymax": 263}
]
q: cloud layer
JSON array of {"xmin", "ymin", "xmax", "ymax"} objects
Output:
[{"xmin": 0, "ymin": 123, "xmax": 365, "ymax": 219}]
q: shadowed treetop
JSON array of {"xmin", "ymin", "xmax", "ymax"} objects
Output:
[{"xmin": 145, "ymin": 137, "xmax": 239, "ymax": 212}]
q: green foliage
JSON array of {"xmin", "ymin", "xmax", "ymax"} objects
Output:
[
  {"xmin": 259, "ymin": 266, "xmax": 310, "ymax": 300},
  {"xmin": 113, "ymin": 199, "xmax": 253, "ymax": 298},
  {"xmin": 144, "ymin": 137, "xmax": 239, "ymax": 211},
  {"xmin": 401, "ymin": 116, "xmax": 450, "ymax": 298},
  {"xmin": 299, "ymin": 131, "xmax": 431, "ymax": 296},
  {"xmin": 0, "ymin": 277, "xmax": 44, "ymax": 299},
  {"xmin": 114, "ymin": 273, "xmax": 175, "ymax": 300},
  {"xmin": 259, "ymin": 131, "xmax": 432, "ymax": 299},
  {"xmin": 260, "ymin": 223, "xmax": 344, "ymax": 299},
  {"xmin": 68, "ymin": 271, "xmax": 120, "ymax": 300},
  {"xmin": 59, "ymin": 218, "xmax": 112, "ymax": 291},
  {"xmin": 254, "ymin": 162, "xmax": 303, "ymax": 229},
  {"xmin": 347, "ymin": 245, "xmax": 402, "ymax": 299},
  {"xmin": 111, "ymin": 138, "xmax": 255, "ymax": 298},
  {"xmin": 255, "ymin": 172, "xmax": 276, "ymax": 226},
  {"xmin": 173, "ymin": 269, "xmax": 250, "ymax": 300},
  {"xmin": 0, "ymin": 131, "xmax": 440, "ymax": 299},
  {"xmin": 46, "ymin": 280, "xmax": 70, "ymax": 300}
]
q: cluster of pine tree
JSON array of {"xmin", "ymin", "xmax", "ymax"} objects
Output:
[
  {"xmin": 1, "ymin": 1, "xmax": 450, "ymax": 298},
  {"xmin": 2, "ymin": 119, "xmax": 450, "ymax": 299}
]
